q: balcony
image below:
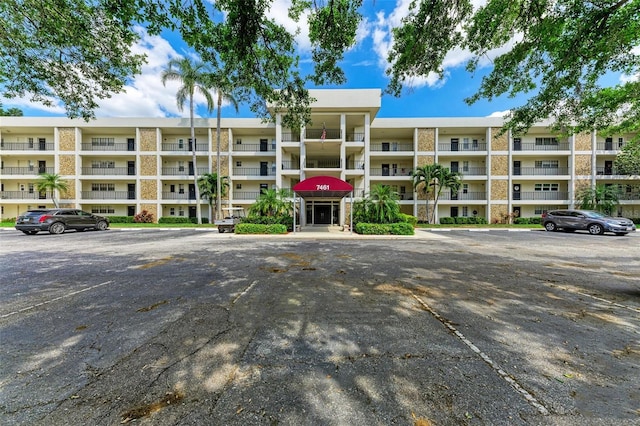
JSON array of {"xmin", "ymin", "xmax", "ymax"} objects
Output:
[
  {"xmin": 81, "ymin": 191, "xmax": 136, "ymax": 200},
  {"xmin": 162, "ymin": 192, "xmax": 196, "ymax": 200},
  {"xmin": 459, "ymin": 167, "xmax": 487, "ymax": 176},
  {"xmin": 161, "ymin": 167, "xmax": 209, "ymax": 176},
  {"xmin": 1, "ymin": 166, "xmax": 55, "ymax": 175},
  {"xmin": 282, "ymin": 132, "xmax": 301, "ymax": 142},
  {"xmin": 512, "ymin": 142, "xmax": 570, "ymax": 151},
  {"xmin": 438, "ymin": 142, "xmax": 487, "ymax": 152},
  {"xmin": 82, "ymin": 142, "xmax": 136, "ymax": 151},
  {"xmin": 371, "ymin": 142, "xmax": 413, "ymax": 152},
  {"xmin": 160, "ymin": 143, "xmax": 208, "ymax": 152},
  {"xmin": 233, "ymin": 142, "xmax": 275, "ymax": 152},
  {"xmin": 234, "ymin": 191, "xmax": 262, "ymax": 200},
  {"xmin": 513, "ymin": 167, "xmax": 569, "ymax": 176},
  {"xmin": 0, "ymin": 191, "xmax": 51, "ymax": 200},
  {"xmin": 438, "ymin": 191, "xmax": 486, "ymax": 201},
  {"xmin": 232, "ymin": 167, "xmax": 276, "ymax": 177},
  {"xmin": 370, "ymin": 167, "xmax": 412, "ymax": 177},
  {"xmin": 513, "ymin": 191, "xmax": 569, "ymax": 200},
  {"xmin": 595, "ymin": 167, "xmax": 630, "ymax": 176},
  {"xmin": 305, "ymin": 159, "xmax": 341, "ymax": 169},
  {"xmin": 346, "ymin": 132, "xmax": 365, "ymax": 142},
  {"xmin": 82, "ymin": 167, "xmax": 135, "ymax": 176},
  {"xmin": 0, "ymin": 141, "xmax": 54, "ymax": 151},
  {"xmin": 305, "ymin": 128, "xmax": 341, "ymax": 140},
  {"xmin": 346, "ymin": 161, "xmax": 366, "ymax": 171},
  {"xmin": 281, "ymin": 161, "xmax": 300, "ymax": 171},
  {"xmin": 597, "ymin": 141, "xmax": 627, "ymax": 151}
]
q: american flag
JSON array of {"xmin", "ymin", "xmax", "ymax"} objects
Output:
[{"xmin": 321, "ymin": 125, "xmax": 326, "ymax": 141}]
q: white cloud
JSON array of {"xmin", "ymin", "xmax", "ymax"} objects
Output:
[{"xmin": 488, "ymin": 110, "xmax": 511, "ymax": 118}]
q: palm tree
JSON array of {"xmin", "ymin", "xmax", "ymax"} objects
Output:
[
  {"xmin": 368, "ymin": 184, "xmax": 400, "ymax": 223},
  {"xmin": 577, "ymin": 184, "xmax": 620, "ymax": 215},
  {"xmin": 198, "ymin": 172, "xmax": 229, "ymax": 221},
  {"xmin": 431, "ymin": 167, "xmax": 463, "ymax": 223},
  {"xmin": 411, "ymin": 163, "xmax": 442, "ymax": 223},
  {"xmin": 161, "ymin": 57, "xmax": 215, "ymax": 224},
  {"xmin": 249, "ymin": 188, "xmax": 291, "ymax": 217},
  {"xmin": 208, "ymin": 74, "xmax": 239, "ymax": 222},
  {"xmin": 36, "ymin": 173, "xmax": 68, "ymax": 208}
]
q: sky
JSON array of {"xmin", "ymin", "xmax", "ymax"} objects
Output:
[{"xmin": 6, "ymin": 0, "xmax": 532, "ymax": 120}]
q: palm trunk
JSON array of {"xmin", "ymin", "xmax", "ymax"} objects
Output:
[
  {"xmin": 190, "ymin": 96, "xmax": 202, "ymax": 224},
  {"xmin": 216, "ymin": 92, "xmax": 222, "ymax": 222}
]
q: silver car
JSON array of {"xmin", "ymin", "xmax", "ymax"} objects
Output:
[{"xmin": 542, "ymin": 209, "xmax": 636, "ymax": 236}]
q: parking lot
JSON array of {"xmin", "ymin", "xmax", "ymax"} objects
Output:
[{"xmin": 1, "ymin": 229, "xmax": 639, "ymax": 425}]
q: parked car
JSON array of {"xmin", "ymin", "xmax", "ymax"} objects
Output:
[
  {"xmin": 541, "ymin": 209, "xmax": 636, "ymax": 235},
  {"xmin": 15, "ymin": 209, "xmax": 109, "ymax": 235}
]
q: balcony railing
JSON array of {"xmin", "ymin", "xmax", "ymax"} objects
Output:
[
  {"xmin": 459, "ymin": 167, "xmax": 487, "ymax": 175},
  {"xmin": 438, "ymin": 142, "xmax": 487, "ymax": 152},
  {"xmin": 1, "ymin": 167, "xmax": 55, "ymax": 175},
  {"xmin": 162, "ymin": 192, "xmax": 196, "ymax": 200},
  {"xmin": 346, "ymin": 132, "xmax": 365, "ymax": 142},
  {"xmin": 597, "ymin": 142, "xmax": 627, "ymax": 150},
  {"xmin": 234, "ymin": 191, "xmax": 262, "ymax": 200},
  {"xmin": 513, "ymin": 191, "xmax": 569, "ymax": 200},
  {"xmin": 160, "ymin": 143, "xmax": 208, "ymax": 152},
  {"xmin": 281, "ymin": 161, "xmax": 300, "ymax": 171},
  {"xmin": 370, "ymin": 167, "xmax": 412, "ymax": 176},
  {"xmin": 81, "ymin": 143, "xmax": 135, "ymax": 151},
  {"xmin": 596, "ymin": 167, "xmax": 626, "ymax": 176},
  {"xmin": 619, "ymin": 192, "xmax": 640, "ymax": 200},
  {"xmin": 512, "ymin": 142, "xmax": 570, "ymax": 151},
  {"xmin": 81, "ymin": 167, "xmax": 135, "ymax": 176},
  {"xmin": 0, "ymin": 191, "xmax": 52, "ymax": 199},
  {"xmin": 0, "ymin": 141, "xmax": 54, "ymax": 151},
  {"xmin": 371, "ymin": 142, "xmax": 414, "ymax": 152},
  {"xmin": 161, "ymin": 167, "xmax": 209, "ymax": 176},
  {"xmin": 346, "ymin": 162, "xmax": 366, "ymax": 170},
  {"xmin": 513, "ymin": 167, "xmax": 569, "ymax": 176},
  {"xmin": 282, "ymin": 133, "xmax": 301, "ymax": 142},
  {"xmin": 305, "ymin": 159, "xmax": 341, "ymax": 168},
  {"xmin": 233, "ymin": 143, "xmax": 276, "ymax": 152},
  {"xmin": 81, "ymin": 191, "xmax": 136, "ymax": 200},
  {"xmin": 438, "ymin": 191, "xmax": 486, "ymax": 201},
  {"xmin": 305, "ymin": 128, "xmax": 341, "ymax": 140},
  {"xmin": 232, "ymin": 167, "xmax": 276, "ymax": 177}
]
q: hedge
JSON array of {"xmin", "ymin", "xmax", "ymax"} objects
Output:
[
  {"xmin": 235, "ymin": 223, "xmax": 287, "ymax": 234},
  {"xmin": 439, "ymin": 216, "xmax": 488, "ymax": 225},
  {"xmin": 106, "ymin": 216, "xmax": 135, "ymax": 223},
  {"xmin": 355, "ymin": 222, "xmax": 415, "ymax": 235},
  {"xmin": 158, "ymin": 217, "xmax": 209, "ymax": 224}
]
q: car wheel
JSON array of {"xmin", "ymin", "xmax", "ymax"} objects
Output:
[
  {"xmin": 544, "ymin": 221, "xmax": 557, "ymax": 232},
  {"xmin": 588, "ymin": 223, "xmax": 604, "ymax": 235},
  {"xmin": 48, "ymin": 222, "xmax": 66, "ymax": 235},
  {"xmin": 96, "ymin": 220, "xmax": 108, "ymax": 231}
]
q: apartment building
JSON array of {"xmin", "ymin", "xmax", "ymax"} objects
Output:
[{"xmin": 1, "ymin": 89, "xmax": 638, "ymax": 225}]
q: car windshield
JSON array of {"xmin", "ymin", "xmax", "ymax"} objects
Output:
[{"xmin": 583, "ymin": 211, "xmax": 607, "ymax": 218}]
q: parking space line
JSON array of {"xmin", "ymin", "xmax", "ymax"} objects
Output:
[
  {"xmin": 0, "ymin": 281, "xmax": 113, "ymax": 319},
  {"xmin": 412, "ymin": 294, "xmax": 550, "ymax": 416}
]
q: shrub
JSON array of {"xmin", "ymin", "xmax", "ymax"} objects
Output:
[
  {"xmin": 388, "ymin": 222, "xmax": 415, "ymax": 235},
  {"xmin": 398, "ymin": 213, "xmax": 417, "ymax": 226},
  {"xmin": 134, "ymin": 210, "xmax": 154, "ymax": 223},
  {"xmin": 235, "ymin": 223, "xmax": 287, "ymax": 234},
  {"xmin": 454, "ymin": 217, "xmax": 470, "ymax": 224},
  {"xmin": 439, "ymin": 217, "xmax": 455, "ymax": 224},
  {"xmin": 159, "ymin": 217, "xmax": 191, "ymax": 224},
  {"xmin": 107, "ymin": 216, "xmax": 135, "ymax": 223},
  {"xmin": 354, "ymin": 223, "xmax": 388, "ymax": 235},
  {"xmin": 514, "ymin": 217, "xmax": 530, "ymax": 224},
  {"xmin": 243, "ymin": 214, "xmax": 293, "ymax": 231}
]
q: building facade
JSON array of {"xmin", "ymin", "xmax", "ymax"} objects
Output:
[{"xmin": 1, "ymin": 89, "xmax": 638, "ymax": 224}]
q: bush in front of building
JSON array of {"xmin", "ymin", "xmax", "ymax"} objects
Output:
[
  {"xmin": 388, "ymin": 222, "xmax": 415, "ymax": 235},
  {"xmin": 439, "ymin": 216, "xmax": 489, "ymax": 225},
  {"xmin": 235, "ymin": 223, "xmax": 287, "ymax": 234},
  {"xmin": 107, "ymin": 216, "xmax": 135, "ymax": 223},
  {"xmin": 398, "ymin": 213, "xmax": 418, "ymax": 227},
  {"xmin": 513, "ymin": 217, "xmax": 542, "ymax": 225},
  {"xmin": 354, "ymin": 222, "xmax": 414, "ymax": 235},
  {"xmin": 242, "ymin": 214, "xmax": 293, "ymax": 231}
]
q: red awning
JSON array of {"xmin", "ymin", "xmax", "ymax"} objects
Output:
[{"xmin": 293, "ymin": 176, "xmax": 353, "ymax": 198}]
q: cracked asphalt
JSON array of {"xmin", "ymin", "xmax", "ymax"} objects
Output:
[{"xmin": 0, "ymin": 228, "xmax": 639, "ymax": 425}]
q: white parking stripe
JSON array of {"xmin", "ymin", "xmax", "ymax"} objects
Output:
[
  {"xmin": 412, "ymin": 294, "xmax": 550, "ymax": 416},
  {"xmin": 1, "ymin": 281, "xmax": 113, "ymax": 319}
]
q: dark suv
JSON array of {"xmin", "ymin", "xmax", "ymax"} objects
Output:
[
  {"xmin": 541, "ymin": 209, "xmax": 636, "ymax": 236},
  {"xmin": 15, "ymin": 209, "xmax": 109, "ymax": 235}
]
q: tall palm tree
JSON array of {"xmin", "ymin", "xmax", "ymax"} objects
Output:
[
  {"xmin": 411, "ymin": 163, "xmax": 442, "ymax": 223},
  {"xmin": 431, "ymin": 167, "xmax": 463, "ymax": 223},
  {"xmin": 36, "ymin": 173, "xmax": 68, "ymax": 208},
  {"xmin": 198, "ymin": 172, "xmax": 229, "ymax": 221},
  {"xmin": 161, "ymin": 57, "xmax": 215, "ymax": 224},
  {"xmin": 208, "ymin": 74, "xmax": 239, "ymax": 222},
  {"xmin": 368, "ymin": 184, "xmax": 400, "ymax": 223},
  {"xmin": 249, "ymin": 188, "xmax": 291, "ymax": 217}
]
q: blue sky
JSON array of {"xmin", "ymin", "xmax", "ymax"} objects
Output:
[{"xmin": 10, "ymin": 0, "xmax": 526, "ymax": 120}]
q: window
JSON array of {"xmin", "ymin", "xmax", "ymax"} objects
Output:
[
  {"xmin": 534, "ymin": 183, "xmax": 559, "ymax": 191},
  {"xmin": 91, "ymin": 206, "xmax": 115, "ymax": 214},
  {"xmin": 28, "ymin": 183, "xmax": 34, "ymax": 194},
  {"xmin": 178, "ymin": 208, "xmax": 184, "ymax": 217},
  {"xmin": 91, "ymin": 183, "xmax": 115, "ymax": 191},
  {"xmin": 236, "ymin": 161, "xmax": 242, "ymax": 167},
  {"xmin": 236, "ymin": 139, "xmax": 242, "ymax": 144},
  {"xmin": 463, "ymin": 138, "xmax": 469, "ymax": 150},
  {"xmin": 178, "ymin": 139, "xmax": 184, "ymax": 149},
  {"xmin": 535, "ymin": 160, "xmax": 558, "ymax": 168},
  {"xmin": 178, "ymin": 161, "xmax": 185, "ymax": 172},
  {"xmin": 178, "ymin": 184, "xmax": 185, "ymax": 194},
  {"xmin": 463, "ymin": 161, "xmax": 469, "ymax": 172},
  {"xmin": 462, "ymin": 206, "xmax": 469, "ymax": 217},
  {"xmin": 28, "ymin": 137, "xmax": 34, "ymax": 148},
  {"xmin": 236, "ymin": 183, "xmax": 242, "ymax": 189},
  {"xmin": 462, "ymin": 184, "xmax": 468, "ymax": 194},
  {"xmin": 618, "ymin": 137, "xmax": 625, "ymax": 148},
  {"xmin": 535, "ymin": 137, "xmax": 558, "ymax": 146},
  {"xmin": 170, "ymin": 184, "xmax": 175, "ymax": 192},
  {"xmin": 91, "ymin": 137, "xmax": 115, "ymax": 146},
  {"xmin": 170, "ymin": 207, "xmax": 175, "ymax": 216}
]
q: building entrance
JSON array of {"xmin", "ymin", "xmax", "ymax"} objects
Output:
[{"xmin": 305, "ymin": 201, "xmax": 340, "ymax": 225}]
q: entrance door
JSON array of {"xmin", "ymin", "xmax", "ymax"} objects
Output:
[
  {"xmin": 260, "ymin": 139, "xmax": 268, "ymax": 152},
  {"xmin": 127, "ymin": 184, "xmax": 136, "ymax": 200},
  {"xmin": 128, "ymin": 206, "xmax": 135, "ymax": 216},
  {"xmin": 314, "ymin": 205, "xmax": 332, "ymax": 224},
  {"xmin": 604, "ymin": 161, "xmax": 613, "ymax": 175},
  {"xmin": 38, "ymin": 161, "xmax": 46, "ymax": 174},
  {"xmin": 382, "ymin": 164, "xmax": 390, "ymax": 176},
  {"xmin": 188, "ymin": 184, "xmax": 196, "ymax": 200},
  {"xmin": 513, "ymin": 184, "xmax": 521, "ymax": 200},
  {"xmin": 450, "ymin": 161, "xmax": 459, "ymax": 173},
  {"xmin": 513, "ymin": 161, "xmax": 521, "ymax": 175},
  {"xmin": 450, "ymin": 206, "xmax": 459, "ymax": 217},
  {"xmin": 127, "ymin": 138, "xmax": 135, "ymax": 151},
  {"xmin": 260, "ymin": 162, "xmax": 268, "ymax": 176},
  {"xmin": 189, "ymin": 206, "xmax": 196, "ymax": 218},
  {"xmin": 38, "ymin": 138, "xmax": 46, "ymax": 150},
  {"xmin": 451, "ymin": 138, "xmax": 459, "ymax": 151},
  {"xmin": 128, "ymin": 161, "xmax": 135, "ymax": 175}
]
